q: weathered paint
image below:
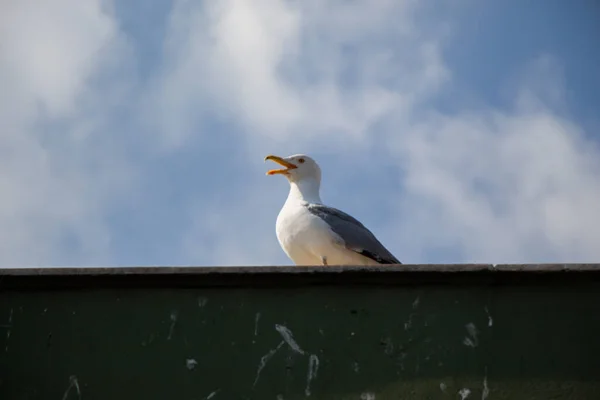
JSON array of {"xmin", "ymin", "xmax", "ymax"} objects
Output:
[{"xmin": 0, "ymin": 265, "xmax": 599, "ymax": 399}]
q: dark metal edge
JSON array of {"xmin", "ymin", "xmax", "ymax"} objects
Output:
[
  {"xmin": 0, "ymin": 264, "xmax": 598, "ymax": 291},
  {"xmin": 0, "ymin": 264, "xmax": 598, "ymax": 276},
  {"xmin": 0, "ymin": 264, "xmax": 486, "ymax": 276}
]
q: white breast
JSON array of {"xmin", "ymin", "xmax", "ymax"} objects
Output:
[{"xmin": 275, "ymin": 201, "xmax": 378, "ymax": 266}]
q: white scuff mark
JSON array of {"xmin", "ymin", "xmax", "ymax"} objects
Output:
[
  {"xmin": 404, "ymin": 313, "xmax": 414, "ymax": 330},
  {"xmin": 198, "ymin": 297, "xmax": 208, "ymax": 307},
  {"xmin": 319, "ymin": 329, "xmax": 324, "ymax": 336},
  {"xmin": 412, "ymin": 296, "xmax": 420, "ymax": 309},
  {"xmin": 382, "ymin": 337, "xmax": 394, "ymax": 355},
  {"xmin": 253, "ymin": 341, "xmax": 284, "ymax": 387},
  {"xmin": 5, "ymin": 308, "xmax": 13, "ymax": 352},
  {"xmin": 396, "ymin": 352, "xmax": 407, "ymax": 371},
  {"xmin": 186, "ymin": 358, "xmax": 198, "ymax": 370},
  {"xmin": 458, "ymin": 388, "xmax": 471, "ymax": 400},
  {"xmin": 360, "ymin": 392, "xmax": 376, "ymax": 400},
  {"xmin": 305, "ymin": 354, "xmax": 319, "ymax": 396},
  {"xmin": 275, "ymin": 324, "xmax": 305, "ymax": 355},
  {"xmin": 463, "ymin": 323, "xmax": 479, "ymax": 348},
  {"xmin": 484, "ymin": 307, "xmax": 493, "ymax": 327},
  {"xmin": 61, "ymin": 375, "xmax": 81, "ymax": 400},
  {"xmin": 352, "ymin": 362, "xmax": 360, "ymax": 373},
  {"xmin": 482, "ymin": 367, "xmax": 490, "ymax": 400},
  {"xmin": 276, "ymin": 395, "xmax": 284, "ymax": 400},
  {"xmin": 167, "ymin": 310, "xmax": 178, "ymax": 340},
  {"xmin": 254, "ymin": 312, "xmax": 261, "ymax": 336},
  {"xmin": 439, "ymin": 382, "xmax": 447, "ymax": 393},
  {"xmin": 205, "ymin": 389, "xmax": 220, "ymax": 399}
]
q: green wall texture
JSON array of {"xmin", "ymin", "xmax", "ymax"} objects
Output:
[{"xmin": 1, "ymin": 265, "xmax": 599, "ymax": 399}]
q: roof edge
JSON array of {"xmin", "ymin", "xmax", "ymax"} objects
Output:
[{"xmin": 0, "ymin": 263, "xmax": 598, "ymax": 276}]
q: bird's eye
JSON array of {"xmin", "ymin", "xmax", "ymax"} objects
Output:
[{"xmin": 298, "ymin": 158, "xmax": 305, "ymax": 164}]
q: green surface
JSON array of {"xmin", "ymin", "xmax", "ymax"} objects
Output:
[{"xmin": 1, "ymin": 281, "xmax": 600, "ymax": 399}]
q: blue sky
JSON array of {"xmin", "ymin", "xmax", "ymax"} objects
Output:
[{"xmin": 1, "ymin": 0, "xmax": 599, "ymax": 268}]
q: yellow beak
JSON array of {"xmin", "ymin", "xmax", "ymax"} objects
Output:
[{"xmin": 264, "ymin": 155, "xmax": 297, "ymax": 175}]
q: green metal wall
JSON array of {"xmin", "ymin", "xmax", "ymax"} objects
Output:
[{"xmin": 1, "ymin": 265, "xmax": 599, "ymax": 399}]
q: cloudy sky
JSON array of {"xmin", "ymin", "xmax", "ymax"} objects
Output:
[{"xmin": 1, "ymin": 0, "xmax": 599, "ymax": 268}]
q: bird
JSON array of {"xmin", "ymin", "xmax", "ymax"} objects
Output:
[{"xmin": 264, "ymin": 153, "xmax": 401, "ymax": 266}]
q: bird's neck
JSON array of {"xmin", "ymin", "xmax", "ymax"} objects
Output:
[{"xmin": 287, "ymin": 178, "xmax": 322, "ymax": 204}]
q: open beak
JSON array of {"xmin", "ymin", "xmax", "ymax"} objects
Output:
[{"xmin": 264, "ymin": 155, "xmax": 297, "ymax": 175}]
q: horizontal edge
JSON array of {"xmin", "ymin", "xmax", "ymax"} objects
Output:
[{"xmin": 0, "ymin": 263, "xmax": 598, "ymax": 276}]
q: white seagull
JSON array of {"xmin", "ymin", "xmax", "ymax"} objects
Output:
[{"xmin": 265, "ymin": 154, "xmax": 401, "ymax": 266}]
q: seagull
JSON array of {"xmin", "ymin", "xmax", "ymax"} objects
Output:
[{"xmin": 265, "ymin": 154, "xmax": 401, "ymax": 266}]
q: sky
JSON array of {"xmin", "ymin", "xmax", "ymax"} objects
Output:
[{"xmin": 1, "ymin": 0, "xmax": 599, "ymax": 268}]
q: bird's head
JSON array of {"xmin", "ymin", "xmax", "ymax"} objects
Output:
[{"xmin": 264, "ymin": 154, "xmax": 322, "ymax": 184}]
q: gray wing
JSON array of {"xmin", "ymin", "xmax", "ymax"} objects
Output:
[{"xmin": 305, "ymin": 203, "xmax": 401, "ymax": 264}]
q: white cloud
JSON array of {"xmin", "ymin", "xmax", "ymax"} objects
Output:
[
  {"xmin": 181, "ymin": 179, "xmax": 289, "ymax": 266},
  {"xmin": 153, "ymin": 0, "xmax": 448, "ymax": 149},
  {"xmin": 1, "ymin": 0, "xmax": 117, "ymax": 119},
  {"xmin": 394, "ymin": 108, "xmax": 600, "ymax": 263},
  {"xmin": 1, "ymin": 0, "xmax": 598, "ymax": 268},
  {"xmin": 155, "ymin": 0, "xmax": 451, "ymax": 265},
  {"xmin": 384, "ymin": 55, "xmax": 600, "ymax": 263},
  {"xmin": 0, "ymin": 0, "xmax": 134, "ymax": 267},
  {"xmin": 166, "ymin": 3, "xmax": 600, "ymax": 265}
]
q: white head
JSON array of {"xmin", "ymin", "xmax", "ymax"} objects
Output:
[
  {"xmin": 264, "ymin": 154, "xmax": 322, "ymax": 202},
  {"xmin": 264, "ymin": 154, "xmax": 321, "ymax": 183}
]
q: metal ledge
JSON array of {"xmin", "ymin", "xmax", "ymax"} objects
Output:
[
  {"xmin": 1, "ymin": 263, "xmax": 598, "ymax": 275},
  {"xmin": 0, "ymin": 264, "xmax": 598, "ymax": 290},
  {"xmin": 2, "ymin": 264, "xmax": 599, "ymax": 398}
]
